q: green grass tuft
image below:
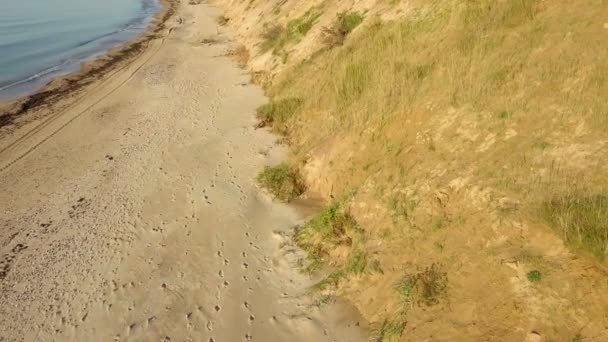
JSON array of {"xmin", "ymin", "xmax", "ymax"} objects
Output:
[
  {"xmin": 323, "ymin": 11, "xmax": 365, "ymax": 47},
  {"xmin": 287, "ymin": 8, "xmax": 322, "ymax": 43},
  {"xmin": 260, "ymin": 7, "xmax": 322, "ymax": 59},
  {"xmin": 257, "ymin": 163, "xmax": 306, "ymax": 202},
  {"xmin": 300, "ymin": 203, "xmax": 359, "ymax": 241},
  {"xmin": 340, "ymin": 12, "xmax": 365, "ymax": 34},
  {"xmin": 527, "ymin": 270, "xmax": 542, "ymax": 283}
]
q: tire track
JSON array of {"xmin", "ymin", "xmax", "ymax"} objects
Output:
[{"xmin": 0, "ymin": 34, "xmax": 169, "ymax": 174}]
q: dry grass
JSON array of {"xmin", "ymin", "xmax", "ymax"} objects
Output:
[
  {"xmin": 239, "ymin": 0, "xmax": 608, "ymax": 338},
  {"xmin": 255, "ymin": 97, "xmax": 302, "ymax": 135},
  {"xmin": 541, "ymin": 194, "xmax": 608, "ymax": 261},
  {"xmin": 269, "ymin": 0, "xmax": 608, "ymax": 260},
  {"xmin": 396, "ymin": 263, "xmax": 448, "ymax": 307}
]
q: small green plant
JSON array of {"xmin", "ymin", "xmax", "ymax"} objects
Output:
[
  {"xmin": 527, "ymin": 270, "xmax": 542, "ymax": 283},
  {"xmin": 498, "ymin": 110, "xmax": 510, "ymax": 119},
  {"xmin": 396, "ymin": 263, "xmax": 448, "ymax": 307},
  {"xmin": 541, "ymin": 194, "xmax": 608, "ymax": 262},
  {"xmin": 257, "ymin": 163, "xmax": 305, "ymax": 201},
  {"xmin": 433, "ymin": 218, "xmax": 445, "ymax": 231},
  {"xmin": 256, "ymin": 97, "xmax": 303, "ymax": 134}
]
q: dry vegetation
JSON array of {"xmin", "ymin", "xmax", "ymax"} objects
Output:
[{"xmin": 213, "ymin": 0, "xmax": 608, "ymax": 340}]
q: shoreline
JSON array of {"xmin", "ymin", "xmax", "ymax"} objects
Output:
[{"xmin": 0, "ymin": 0, "xmax": 177, "ymax": 131}]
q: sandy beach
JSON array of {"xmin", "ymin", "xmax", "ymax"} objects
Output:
[{"xmin": 0, "ymin": 1, "xmax": 367, "ymax": 341}]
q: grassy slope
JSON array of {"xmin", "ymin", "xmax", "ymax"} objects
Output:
[{"xmin": 214, "ymin": 0, "xmax": 608, "ymax": 340}]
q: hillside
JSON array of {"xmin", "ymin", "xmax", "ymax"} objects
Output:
[{"xmin": 211, "ymin": 0, "xmax": 608, "ymax": 340}]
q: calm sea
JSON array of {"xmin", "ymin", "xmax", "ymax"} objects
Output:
[{"xmin": 0, "ymin": 0, "xmax": 161, "ymax": 101}]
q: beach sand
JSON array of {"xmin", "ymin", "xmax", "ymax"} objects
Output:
[{"xmin": 0, "ymin": 1, "xmax": 367, "ymax": 341}]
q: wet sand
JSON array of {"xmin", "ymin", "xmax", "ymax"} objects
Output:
[{"xmin": 0, "ymin": 1, "xmax": 367, "ymax": 341}]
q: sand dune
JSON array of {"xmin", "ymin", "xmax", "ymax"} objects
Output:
[{"xmin": 0, "ymin": 2, "xmax": 366, "ymax": 341}]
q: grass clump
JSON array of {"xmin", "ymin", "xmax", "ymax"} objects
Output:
[
  {"xmin": 396, "ymin": 263, "xmax": 448, "ymax": 307},
  {"xmin": 260, "ymin": 8, "xmax": 321, "ymax": 58},
  {"xmin": 346, "ymin": 249, "xmax": 368, "ymax": 274},
  {"xmin": 296, "ymin": 203, "xmax": 363, "ymax": 283},
  {"xmin": 375, "ymin": 318, "xmax": 407, "ymax": 342},
  {"xmin": 340, "ymin": 12, "xmax": 365, "ymax": 34},
  {"xmin": 226, "ymin": 45, "xmax": 249, "ymax": 68},
  {"xmin": 541, "ymin": 194, "xmax": 608, "ymax": 262},
  {"xmin": 298, "ymin": 203, "xmax": 359, "ymax": 242},
  {"xmin": 257, "ymin": 163, "xmax": 305, "ymax": 202},
  {"xmin": 260, "ymin": 24, "xmax": 286, "ymax": 53},
  {"xmin": 287, "ymin": 8, "xmax": 322, "ymax": 43},
  {"xmin": 216, "ymin": 15, "xmax": 229, "ymax": 26},
  {"xmin": 527, "ymin": 270, "xmax": 542, "ymax": 283},
  {"xmin": 323, "ymin": 11, "xmax": 365, "ymax": 47},
  {"xmin": 256, "ymin": 97, "xmax": 303, "ymax": 135}
]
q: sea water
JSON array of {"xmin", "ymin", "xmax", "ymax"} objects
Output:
[{"xmin": 0, "ymin": 0, "xmax": 161, "ymax": 101}]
